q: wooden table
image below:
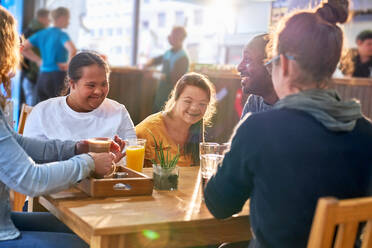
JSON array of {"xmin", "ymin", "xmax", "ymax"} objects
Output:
[{"xmin": 39, "ymin": 167, "xmax": 251, "ymax": 248}]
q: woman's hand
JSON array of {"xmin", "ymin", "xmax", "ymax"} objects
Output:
[
  {"xmin": 89, "ymin": 152, "xmax": 116, "ymax": 177},
  {"xmin": 111, "ymin": 135, "xmax": 126, "ymax": 163},
  {"xmin": 76, "ymin": 136, "xmax": 125, "ymax": 163},
  {"xmin": 75, "ymin": 140, "xmax": 89, "ymax": 155}
]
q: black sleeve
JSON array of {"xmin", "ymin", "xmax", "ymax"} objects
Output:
[{"xmin": 204, "ymin": 117, "xmax": 261, "ymax": 219}]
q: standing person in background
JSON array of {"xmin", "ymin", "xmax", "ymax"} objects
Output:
[
  {"xmin": 205, "ymin": 0, "xmax": 372, "ymax": 247},
  {"xmin": 22, "ymin": 7, "xmax": 77, "ymax": 103},
  {"xmin": 21, "ymin": 8, "xmax": 50, "ymax": 106},
  {"xmin": 340, "ymin": 30, "xmax": 372, "ymax": 78},
  {"xmin": 238, "ymin": 34, "xmax": 278, "ymax": 119},
  {"xmin": 145, "ymin": 26, "xmax": 189, "ymax": 113}
]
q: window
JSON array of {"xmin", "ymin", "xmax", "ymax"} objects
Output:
[
  {"xmin": 175, "ymin": 11, "xmax": 185, "ymax": 26},
  {"xmin": 194, "ymin": 9, "xmax": 203, "ymax": 25},
  {"xmin": 117, "ymin": 27, "xmax": 123, "ymax": 36},
  {"xmin": 107, "ymin": 28, "xmax": 113, "ymax": 36},
  {"xmin": 158, "ymin": 12, "xmax": 166, "ymax": 27}
]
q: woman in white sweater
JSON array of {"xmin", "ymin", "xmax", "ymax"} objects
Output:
[{"xmin": 24, "ymin": 51, "xmax": 136, "ymax": 141}]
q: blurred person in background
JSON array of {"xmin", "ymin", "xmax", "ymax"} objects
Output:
[
  {"xmin": 21, "ymin": 8, "xmax": 50, "ymax": 106},
  {"xmin": 340, "ymin": 29, "xmax": 372, "ymax": 78},
  {"xmin": 204, "ymin": 0, "xmax": 372, "ymax": 247},
  {"xmin": 0, "ymin": 6, "xmax": 124, "ymax": 247},
  {"xmin": 238, "ymin": 34, "xmax": 278, "ymax": 119},
  {"xmin": 22, "ymin": 7, "xmax": 77, "ymax": 103},
  {"xmin": 145, "ymin": 26, "xmax": 189, "ymax": 113}
]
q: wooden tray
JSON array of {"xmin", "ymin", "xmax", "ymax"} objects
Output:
[{"xmin": 76, "ymin": 167, "xmax": 153, "ymax": 197}]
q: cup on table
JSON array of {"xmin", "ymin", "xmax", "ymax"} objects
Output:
[
  {"xmin": 199, "ymin": 142, "xmax": 227, "ymax": 189},
  {"xmin": 87, "ymin": 137, "xmax": 112, "ymax": 153},
  {"xmin": 125, "ymin": 138, "xmax": 146, "ymax": 172}
]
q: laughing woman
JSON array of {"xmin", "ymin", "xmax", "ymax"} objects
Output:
[
  {"xmin": 24, "ymin": 51, "xmax": 136, "ymax": 141},
  {"xmin": 136, "ymin": 72, "xmax": 216, "ymax": 167}
]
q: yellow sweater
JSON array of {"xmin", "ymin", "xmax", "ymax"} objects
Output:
[{"xmin": 135, "ymin": 112, "xmax": 194, "ymax": 167}]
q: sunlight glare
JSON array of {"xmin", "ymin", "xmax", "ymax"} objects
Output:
[{"xmin": 205, "ymin": 0, "xmax": 236, "ymax": 34}]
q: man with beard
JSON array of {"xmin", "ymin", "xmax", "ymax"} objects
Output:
[{"xmin": 238, "ymin": 34, "xmax": 278, "ymax": 119}]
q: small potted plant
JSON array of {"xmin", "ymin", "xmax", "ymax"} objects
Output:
[{"xmin": 148, "ymin": 129, "xmax": 180, "ymax": 190}]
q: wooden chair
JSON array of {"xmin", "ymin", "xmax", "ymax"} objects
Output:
[
  {"xmin": 10, "ymin": 104, "xmax": 33, "ymax": 212},
  {"xmin": 17, "ymin": 103, "xmax": 33, "ymax": 134},
  {"xmin": 307, "ymin": 196, "xmax": 372, "ymax": 248}
]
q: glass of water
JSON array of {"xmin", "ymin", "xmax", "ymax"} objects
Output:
[{"xmin": 199, "ymin": 142, "xmax": 229, "ymax": 190}]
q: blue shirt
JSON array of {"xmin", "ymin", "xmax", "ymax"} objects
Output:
[
  {"xmin": 241, "ymin": 94, "xmax": 273, "ymax": 119},
  {"xmin": 29, "ymin": 27, "xmax": 70, "ymax": 72},
  {"xmin": 205, "ymin": 109, "xmax": 372, "ymax": 248},
  {"xmin": 0, "ymin": 108, "xmax": 94, "ymax": 241}
]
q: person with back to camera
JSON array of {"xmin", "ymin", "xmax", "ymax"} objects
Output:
[
  {"xmin": 340, "ymin": 29, "xmax": 372, "ymax": 78},
  {"xmin": 22, "ymin": 7, "xmax": 77, "ymax": 103},
  {"xmin": 136, "ymin": 72, "xmax": 216, "ymax": 167},
  {"xmin": 238, "ymin": 34, "xmax": 278, "ymax": 119},
  {"xmin": 21, "ymin": 8, "xmax": 50, "ymax": 106},
  {"xmin": 24, "ymin": 51, "xmax": 137, "ymax": 142},
  {"xmin": 145, "ymin": 26, "xmax": 189, "ymax": 113},
  {"xmin": 0, "ymin": 6, "xmax": 125, "ymax": 247},
  {"xmin": 204, "ymin": 0, "xmax": 372, "ymax": 247}
]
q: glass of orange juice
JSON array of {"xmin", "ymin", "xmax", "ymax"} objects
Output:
[{"xmin": 125, "ymin": 139, "xmax": 146, "ymax": 172}]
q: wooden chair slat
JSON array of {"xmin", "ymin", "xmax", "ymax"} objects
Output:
[
  {"xmin": 361, "ymin": 221, "xmax": 372, "ymax": 248},
  {"xmin": 11, "ymin": 104, "xmax": 33, "ymax": 212},
  {"xmin": 334, "ymin": 222, "xmax": 358, "ymax": 248},
  {"xmin": 308, "ymin": 197, "xmax": 372, "ymax": 248}
]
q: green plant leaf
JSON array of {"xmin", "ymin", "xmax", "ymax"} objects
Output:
[{"xmin": 146, "ymin": 128, "xmax": 180, "ymax": 169}]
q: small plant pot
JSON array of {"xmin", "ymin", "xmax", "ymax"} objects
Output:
[{"xmin": 152, "ymin": 164, "xmax": 179, "ymax": 191}]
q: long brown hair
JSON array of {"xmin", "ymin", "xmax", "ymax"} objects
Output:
[
  {"xmin": 163, "ymin": 72, "xmax": 216, "ymax": 164},
  {"xmin": 0, "ymin": 6, "xmax": 21, "ymax": 108},
  {"xmin": 271, "ymin": 0, "xmax": 349, "ymax": 88}
]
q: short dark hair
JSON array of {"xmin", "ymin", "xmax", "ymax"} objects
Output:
[
  {"xmin": 36, "ymin": 9, "xmax": 49, "ymax": 18},
  {"xmin": 51, "ymin": 7, "xmax": 69, "ymax": 21},
  {"xmin": 248, "ymin": 33, "xmax": 269, "ymax": 59},
  {"xmin": 356, "ymin": 30, "xmax": 372, "ymax": 42}
]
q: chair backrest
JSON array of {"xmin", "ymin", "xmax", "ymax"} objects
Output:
[
  {"xmin": 17, "ymin": 104, "xmax": 33, "ymax": 134},
  {"xmin": 307, "ymin": 197, "xmax": 372, "ymax": 248},
  {"xmin": 12, "ymin": 104, "xmax": 33, "ymax": 211}
]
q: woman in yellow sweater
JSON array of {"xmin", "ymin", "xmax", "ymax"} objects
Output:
[{"xmin": 136, "ymin": 72, "xmax": 216, "ymax": 167}]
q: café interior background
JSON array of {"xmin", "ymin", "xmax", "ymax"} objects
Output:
[{"xmin": 33, "ymin": 0, "xmax": 372, "ymax": 67}]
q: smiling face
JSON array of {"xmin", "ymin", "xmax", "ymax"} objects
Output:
[
  {"xmin": 68, "ymin": 64, "xmax": 109, "ymax": 112},
  {"xmin": 237, "ymin": 42, "xmax": 272, "ymax": 96},
  {"xmin": 172, "ymin": 85, "xmax": 209, "ymax": 125},
  {"xmin": 357, "ymin": 38, "xmax": 372, "ymax": 58}
]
